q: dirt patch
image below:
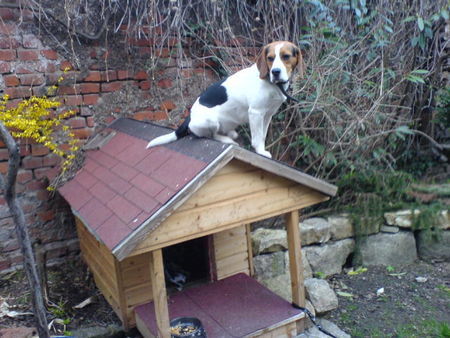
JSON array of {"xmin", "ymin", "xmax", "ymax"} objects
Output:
[
  {"xmin": 0, "ymin": 258, "xmax": 139, "ymax": 336},
  {"xmin": 327, "ymin": 261, "xmax": 450, "ymax": 337},
  {"xmin": 1, "ymin": 258, "xmax": 449, "ymax": 337}
]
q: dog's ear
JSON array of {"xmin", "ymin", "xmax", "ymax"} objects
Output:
[
  {"xmin": 257, "ymin": 46, "xmax": 269, "ymax": 80},
  {"xmin": 293, "ymin": 46, "xmax": 306, "ymax": 79}
]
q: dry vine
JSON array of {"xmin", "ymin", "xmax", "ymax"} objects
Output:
[{"xmin": 12, "ymin": 0, "xmax": 450, "ymax": 180}]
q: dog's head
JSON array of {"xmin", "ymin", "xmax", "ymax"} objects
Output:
[{"xmin": 257, "ymin": 41, "xmax": 305, "ymax": 83}]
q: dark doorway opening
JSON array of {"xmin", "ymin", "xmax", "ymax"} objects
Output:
[{"xmin": 162, "ymin": 236, "xmax": 211, "ymax": 291}]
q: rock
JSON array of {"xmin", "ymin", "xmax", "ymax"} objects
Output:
[
  {"xmin": 285, "ymin": 249, "xmax": 313, "ymax": 280},
  {"xmin": 385, "ymin": 209, "xmax": 449, "ymax": 230},
  {"xmin": 304, "ymin": 239, "xmax": 355, "ymax": 276},
  {"xmin": 328, "ymin": 214, "xmax": 354, "ymax": 240},
  {"xmin": 0, "ymin": 327, "xmax": 36, "ymax": 338},
  {"xmin": 253, "ymin": 251, "xmax": 286, "ymax": 280},
  {"xmin": 415, "ymin": 276, "xmax": 428, "ymax": 283},
  {"xmin": 300, "ymin": 218, "xmax": 331, "ymax": 245},
  {"xmin": 380, "ymin": 225, "xmax": 400, "ymax": 233},
  {"xmin": 384, "ymin": 209, "xmax": 420, "ymax": 228},
  {"xmin": 258, "ymin": 273, "xmax": 292, "ymax": 301},
  {"xmin": 312, "ymin": 318, "xmax": 351, "ymax": 338},
  {"xmin": 304, "ymin": 299, "xmax": 316, "ymax": 329},
  {"xmin": 304, "ymin": 278, "xmax": 338, "ymax": 314},
  {"xmin": 416, "ymin": 230, "xmax": 450, "ymax": 262},
  {"xmin": 360, "ymin": 231, "xmax": 417, "ymax": 266},
  {"xmin": 252, "ymin": 228, "xmax": 287, "ymax": 255},
  {"xmin": 438, "ymin": 210, "xmax": 449, "ymax": 229}
]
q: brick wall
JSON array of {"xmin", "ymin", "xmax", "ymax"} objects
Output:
[{"xmin": 0, "ymin": 2, "xmax": 234, "ymax": 273}]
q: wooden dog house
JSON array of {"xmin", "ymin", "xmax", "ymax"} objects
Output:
[{"xmin": 59, "ymin": 118, "xmax": 337, "ymax": 337}]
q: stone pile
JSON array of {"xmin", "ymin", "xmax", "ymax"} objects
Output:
[{"xmin": 252, "ymin": 209, "xmax": 449, "ymax": 326}]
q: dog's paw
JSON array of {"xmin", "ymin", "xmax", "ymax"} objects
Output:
[{"xmin": 257, "ymin": 149, "xmax": 272, "ymax": 158}]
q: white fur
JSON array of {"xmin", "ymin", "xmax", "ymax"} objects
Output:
[{"xmin": 147, "ymin": 45, "xmax": 290, "ymax": 158}]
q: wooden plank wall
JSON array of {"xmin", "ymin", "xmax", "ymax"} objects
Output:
[
  {"xmin": 131, "ymin": 160, "xmax": 328, "ymax": 256},
  {"xmin": 119, "ymin": 252, "xmax": 153, "ymax": 327},
  {"xmin": 75, "ymin": 219, "xmax": 122, "ymax": 320},
  {"xmin": 214, "ymin": 225, "xmax": 250, "ymax": 280}
]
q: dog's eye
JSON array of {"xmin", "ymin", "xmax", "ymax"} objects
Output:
[
  {"xmin": 267, "ymin": 56, "xmax": 275, "ymax": 62},
  {"xmin": 282, "ymin": 54, "xmax": 291, "ymax": 61}
]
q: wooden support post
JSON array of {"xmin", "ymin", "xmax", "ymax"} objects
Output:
[
  {"xmin": 245, "ymin": 224, "xmax": 254, "ymax": 276},
  {"xmin": 149, "ymin": 249, "xmax": 170, "ymax": 338},
  {"xmin": 285, "ymin": 210, "xmax": 305, "ymax": 333}
]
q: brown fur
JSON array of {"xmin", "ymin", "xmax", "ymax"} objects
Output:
[{"xmin": 257, "ymin": 41, "xmax": 305, "ymax": 80}]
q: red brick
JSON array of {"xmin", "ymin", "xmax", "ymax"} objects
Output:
[
  {"xmin": 134, "ymin": 70, "xmax": 148, "ymax": 80},
  {"xmin": 82, "ymin": 94, "xmax": 98, "ymax": 105},
  {"xmin": 3, "ymin": 75, "xmax": 19, "ymax": 87},
  {"xmin": 157, "ymin": 78, "xmax": 172, "ymax": 89},
  {"xmin": 84, "ymin": 71, "xmax": 101, "ymax": 82},
  {"xmin": 0, "ymin": 61, "xmax": 10, "ymax": 73},
  {"xmin": 133, "ymin": 110, "xmax": 167, "ymax": 121},
  {"xmin": 35, "ymin": 167, "xmax": 59, "ymax": 180},
  {"xmin": 36, "ymin": 189, "xmax": 50, "ymax": 201},
  {"xmin": 15, "ymin": 65, "xmax": 33, "ymax": 74},
  {"xmin": 22, "ymin": 35, "xmax": 41, "ymax": 49},
  {"xmin": 65, "ymin": 95, "xmax": 83, "ymax": 106},
  {"xmin": 26, "ymin": 179, "xmax": 46, "ymax": 191},
  {"xmin": 17, "ymin": 169, "xmax": 33, "ymax": 184},
  {"xmin": 17, "ymin": 50, "xmax": 39, "ymax": 61},
  {"xmin": 41, "ymin": 49, "xmax": 58, "ymax": 60},
  {"xmin": 0, "ymin": 162, "xmax": 7, "ymax": 174},
  {"xmin": 22, "ymin": 156, "xmax": 43, "ymax": 169},
  {"xmin": 79, "ymin": 83, "xmax": 100, "ymax": 94},
  {"xmin": 60, "ymin": 60, "xmax": 73, "ymax": 71},
  {"xmin": 100, "ymin": 70, "xmax": 117, "ymax": 82},
  {"xmin": 0, "ymin": 37, "xmax": 20, "ymax": 49},
  {"xmin": 19, "ymin": 144, "xmax": 30, "ymax": 157},
  {"xmin": 31, "ymin": 144, "xmax": 50, "ymax": 156},
  {"xmin": 86, "ymin": 116, "xmax": 95, "ymax": 127},
  {"xmin": 68, "ymin": 117, "xmax": 86, "ymax": 129},
  {"xmin": 0, "ymin": 23, "xmax": 15, "ymax": 35},
  {"xmin": 58, "ymin": 85, "xmax": 79, "ymax": 95},
  {"xmin": 0, "ymin": 148, "xmax": 9, "ymax": 160},
  {"xmin": 101, "ymin": 82, "xmax": 122, "ymax": 92},
  {"xmin": 4, "ymin": 87, "xmax": 32, "ymax": 99},
  {"xmin": 160, "ymin": 100, "xmax": 176, "ymax": 111},
  {"xmin": 42, "ymin": 153, "xmax": 61, "ymax": 167},
  {"xmin": 73, "ymin": 127, "xmax": 94, "ymax": 139},
  {"xmin": 80, "ymin": 107, "xmax": 93, "ymax": 116},
  {"xmin": 117, "ymin": 70, "xmax": 131, "ymax": 80},
  {"xmin": 139, "ymin": 80, "xmax": 151, "ymax": 90},
  {"xmin": 0, "ymin": 49, "xmax": 16, "ymax": 61},
  {"xmin": 38, "ymin": 209, "xmax": 54, "ymax": 222},
  {"xmin": 19, "ymin": 74, "xmax": 45, "ymax": 86},
  {"xmin": 0, "ymin": 8, "xmax": 18, "ymax": 20}
]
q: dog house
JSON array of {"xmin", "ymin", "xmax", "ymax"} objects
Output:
[{"xmin": 59, "ymin": 118, "xmax": 337, "ymax": 337}]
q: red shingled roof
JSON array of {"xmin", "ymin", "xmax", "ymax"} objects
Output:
[
  {"xmin": 60, "ymin": 118, "xmax": 337, "ymax": 258},
  {"xmin": 59, "ymin": 121, "xmax": 213, "ymax": 250}
]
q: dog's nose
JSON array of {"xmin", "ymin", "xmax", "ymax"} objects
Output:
[{"xmin": 271, "ymin": 68, "xmax": 281, "ymax": 77}]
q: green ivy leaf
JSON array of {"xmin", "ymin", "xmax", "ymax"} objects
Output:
[{"xmin": 417, "ymin": 17, "xmax": 424, "ymax": 31}]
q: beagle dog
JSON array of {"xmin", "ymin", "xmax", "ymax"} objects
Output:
[{"xmin": 146, "ymin": 41, "xmax": 304, "ymax": 158}]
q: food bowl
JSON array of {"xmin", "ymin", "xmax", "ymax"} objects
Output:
[{"xmin": 170, "ymin": 317, "xmax": 206, "ymax": 337}]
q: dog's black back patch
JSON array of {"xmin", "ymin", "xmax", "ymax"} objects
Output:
[{"xmin": 199, "ymin": 79, "xmax": 228, "ymax": 108}]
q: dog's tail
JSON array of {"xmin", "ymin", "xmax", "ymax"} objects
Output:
[{"xmin": 146, "ymin": 116, "xmax": 190, "ymax": 149}]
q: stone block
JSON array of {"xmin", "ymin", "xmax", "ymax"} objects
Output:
[
  {"xmin": 360, "ymin": 231, "xmax": 417, "ymax": 266},
  {"xmin": 305, "ymin": 278, "xmax": 338, "ymax": 314},
  {"xmin": 251, "ymin": 228, "xmax": 287, "ymax": 255},
  {"xmin": 300, "ymin": 217, "xmax": 331, "ymax": 245},
  {"xmin": 328, "ymin": 214, "xmax": 354, "ymax": 240},
  {"xmin": 304, "ymin": 239, "xmax": 355, "ymax": 276},
  {"xmin": 417, "ymin": 230, "xmax": 450, "ymax": 262}
]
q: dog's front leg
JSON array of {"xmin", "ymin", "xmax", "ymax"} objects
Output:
[{"xmin": 249, "ymin": 109, "xmax": 271, "ymax": 158}]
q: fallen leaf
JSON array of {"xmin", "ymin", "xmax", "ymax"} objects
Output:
[{"xmin": 337, "ymin": 291, "xmax": 355, "ymax": 298}]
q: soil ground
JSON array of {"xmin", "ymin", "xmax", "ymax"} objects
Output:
[
  {"xmin": 328, "ymin": 261, "xmax": 450, "ymax": 337},
  {"xmin": 0, "ymin": 258, "xmax": 449, "ymax": 337}
]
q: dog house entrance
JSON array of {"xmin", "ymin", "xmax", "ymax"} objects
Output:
[{"xmin": 162, "ymin": 236, "xmax": 211, "ymax": 291}]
